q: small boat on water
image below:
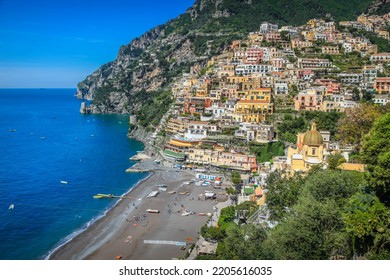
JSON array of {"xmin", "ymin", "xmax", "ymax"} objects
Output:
[
  {"xmin": 60, "ymin": 181, "xmax": 68, "ymax": 184},
  {"xmin": 146, "ymin": 209, "xmax": 160, "ymax": 213},
  {"xmin": 93, "ymin": 194, "xmax": 114, "ymax": 199},
  {"xmin": 8, "ymin": 204, "xmax": 15, "ymax": 210},
  {"xmin": 8, "ymin": 129, "xmax": 16, "ymax": 132}
]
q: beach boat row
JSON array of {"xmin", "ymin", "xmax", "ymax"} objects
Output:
[{"xmin": 146, "ymin": 209, "xmax": 160, "ymax": 213}]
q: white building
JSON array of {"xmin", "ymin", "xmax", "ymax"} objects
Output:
[
  {"xmin": 338, "ymin": 73, "xmax": 363, "ymax": 85},
  {"xmin": 372, "ymin": 94, "xmax": 390, "ymax": 106},
  {"xmin": 235, "ymin": 64, "xmax": 273, "ymax": 76},
  {"xmin": 260, "ymin": 22, "xmax": 278, "ymax": 34},
  {"xmin": 205, "ymin": 104, "xmax": 225, "ymax": 118}
]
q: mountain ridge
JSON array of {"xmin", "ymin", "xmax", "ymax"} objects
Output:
[{"xmin": 77, "ymin": 0, "xmax": 389, "ymax": 115}]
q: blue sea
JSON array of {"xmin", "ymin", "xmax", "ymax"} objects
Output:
[{"xmin": 0, "ymin": 88, "xmax": 146, "ymax": 260}]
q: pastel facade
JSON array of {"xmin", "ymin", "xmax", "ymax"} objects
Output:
[
  {"xmin": 166, "ymin": 118, "xmax": 188, "ymax": 136},
  {"xmin": 287, "ymin": 123, "xmax": 326, "ymax": 173},
  {"xmin": 187, "ymin": 148, "xmax": 258, "ymax": 172},
  {"xmin": 374, "ymin": 77, "xmax": 390, "ymax": 94},
  {"xmin": 294, "ymin": 87, "xmax": 325, "ymax": 111}
]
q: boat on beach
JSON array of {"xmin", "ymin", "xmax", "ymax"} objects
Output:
[
  {"xmin": 146, "ymin": 209, "xmax": 160, "ymax": 213},
  {"xmin": 147, "ymin": 190, "xmax": 159, "ymax": 198},
  {"xmin": 181, "ymin": 209, "xmax": 193, "ymax": 216}
]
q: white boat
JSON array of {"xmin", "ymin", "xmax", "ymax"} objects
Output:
[
  {"xmin": 146, "ymin": 209, "xmax": 160, "ymax": 213},
  {"xmin": 60, "ymin": 181, "xmax": 68, "ymax": 184},
  {"xmin": 8, "ymin": 204, "xmax": 14, "ymax": 210},
  {"xmin": 147, "ymin": 190, "xmax": 159, "ymax": 198},
  {"xmin": 181, "ymin": 209, "xmax": 193, "ymax": 216}
]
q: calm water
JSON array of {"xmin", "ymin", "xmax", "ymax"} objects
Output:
[{"xmin": 0, "ymin": 88, "xmax": 145, "ymax": 259}]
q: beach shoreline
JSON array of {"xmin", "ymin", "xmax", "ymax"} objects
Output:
[{"xmin": 49, "ymin": 159, "xmax": 227, "ymax": 260}]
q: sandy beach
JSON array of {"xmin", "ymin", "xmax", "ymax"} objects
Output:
[{"xmin": 49, "ymin": 159, "xmax": 227, "ymax": 260}]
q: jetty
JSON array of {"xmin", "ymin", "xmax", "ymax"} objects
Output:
[
  {"xmin": 129, "ymin": 152, "xmax": 151, "ymax": 161},
  {"xmin": 125, "ymin": 167, "xmax": 151, "ymax": 173}
]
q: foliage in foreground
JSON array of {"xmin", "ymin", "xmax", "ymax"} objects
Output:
[{"xmin": 200, "ymin": 166, "xmax": 390, "ymax": 260}]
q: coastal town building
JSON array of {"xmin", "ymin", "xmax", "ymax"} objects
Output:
[
  {"xmin": 294, "ymin": 87, "xmax": 326, "ymax": 111},
  {"xmin": 166, "ymin": 118, "xmax": 188, "ymax": 136},
  {"xmin": 372, "ymin": 94, "xmax": 390, "ymax": 106},
  {"xmin": 374, "ymin": 77, "xmax": 390, "ymax": 94},
  {"xmin": 160, "ymin": 14, "xmax": 389, "ymax": 177},
  {"xmin": 287, "ymin": 123, "xmax": 327, "ymax": 174}
]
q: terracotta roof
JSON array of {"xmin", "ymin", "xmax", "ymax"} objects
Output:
[
  {"xmin": 190, "ymin": 121, "xmax": 209, "ymax": 125},
  {"xmin": 255, "ymin": 188, "xmax": 263, "ymax": 196},
  {"xmin": 376, "ymin": 77, "xmax": 390, "ymax": 81}
]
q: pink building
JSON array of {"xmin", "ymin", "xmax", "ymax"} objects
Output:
[
  {"xmin": 315, "ymin": 79, "xmax": 340, "ymax": 94},
  {"xmin": 297, "ymin": 69, "xmax": 314, "ymax": 80},
  {"xmin": 265, "ymin": 31, "xmax": 281, "ymax": 42},
  {"xmin": 245, "ymin": 48, "xmax": 264, "ymax": 64},
  {"xmin": 294, "ymin": 89, "xmax": 324, "ymax": 111}
]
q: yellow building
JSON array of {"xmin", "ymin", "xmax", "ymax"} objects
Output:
[
  {"xmin": 163, "ymin": 138, "xmax": 201, "ymax": 161},
  {"xmin": 240, "ymin": 88, "xmax": 272, "ymax": 101},
  {"xmin": 240, "ymin": 79, "xmax": 262, "ymax": 91},
  {"xmin": 234, "ymin": 99, "xmax": 273, "ymax": 123},
  {"xmin": 248, "ymin": 33, "xmax": 264, "ymax": 43},
  {"xmin": 188, "ymin": 147, "xmax": 258, "ymax": 172},
  {"xmin": 377, "ymin": 30, "xmax": 390, "ymax": 40},
  {"xmin": 305, "ymin": 31, "xmax": 317, "ymax": 42},
  {"xmin": 287, "ymin": 122, "xmax": 326, "ymax": 173},
  {"xmin": 226, "ymin": 76, "xmax": 249, "ymax": 85},
  {"xmin": 166, "ymin": 118, "xmax": 188, "ymax": 136},
  {"xmin": 188, "ymin": 148, "xmax": 220, "ymax": 165}
]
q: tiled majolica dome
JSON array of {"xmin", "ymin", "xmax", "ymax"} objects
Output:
[{"xmin": 303, "ymin": 122, "xmax": 323, "ymax": 146}]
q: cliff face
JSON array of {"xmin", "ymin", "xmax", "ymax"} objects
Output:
[
  {"xmin": 77, "ymin": 20, "xmax": 205, "ymax": 114},
  {"xmin": 77, "ymin": 0, "xmax": 381, "ymax": 115}
]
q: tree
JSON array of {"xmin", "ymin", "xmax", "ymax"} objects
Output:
[
  {"xmin": 217, "ymin": 224, "xmax": 268, "ymax": 260},
  {"xmin": 264, "ymin": 169, "xmax": 364, "ymax": 259},
  {"xmin": 302, "ymin": 169, "xmax": 364, "ymax": 205},
  {"xmin": 336, "ymin": 104, "xmax": 381, "ymax": 150},
  {"xmin": 264, "ymin": 195, "xmax": 350, "ymax": 259},
  {"xmin": 265, "ymin": 172, "xmax": 304, "ymax": 221},
  {"xmin": 343, "ymin": 193, "xmax": 390, "ymax": 259},
  {"xmin": 327, "ymin": 153, "xmax": 346, "ymax": 170},
  {"xmin": 361, "ymin": 112, "xmax": 390, "ymax": 205},
  {"xmin": 201, "ymin": 225, "xmax": 225, "ymax": 242},
  {"xmin": 280, "ymin": 30, "xmax": 290, "ymax": 41},
  {"xmin": 231, "ymin": 171, "xmax": 241, "ymax": 187},
  {"xmin": 352, "ymin": 87, "xmax": 360, "ymax": 102}
]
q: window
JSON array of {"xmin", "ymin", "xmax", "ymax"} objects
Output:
[{"xmin": 312, "ymin": 148, "xmax": 316, "ymax": 155}]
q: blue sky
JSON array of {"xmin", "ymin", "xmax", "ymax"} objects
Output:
[{"xmin": 0, "ymin": 0, "xmax": 194, "ymax": 88}]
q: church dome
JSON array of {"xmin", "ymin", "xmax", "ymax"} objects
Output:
[{"xmin": 302, "ymin": 122, "xmax": 323, "ymax": 146}]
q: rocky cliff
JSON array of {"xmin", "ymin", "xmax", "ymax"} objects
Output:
[{"xmin": 77, "ymin": 0, "xmax": 383, "ymax": 115}]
